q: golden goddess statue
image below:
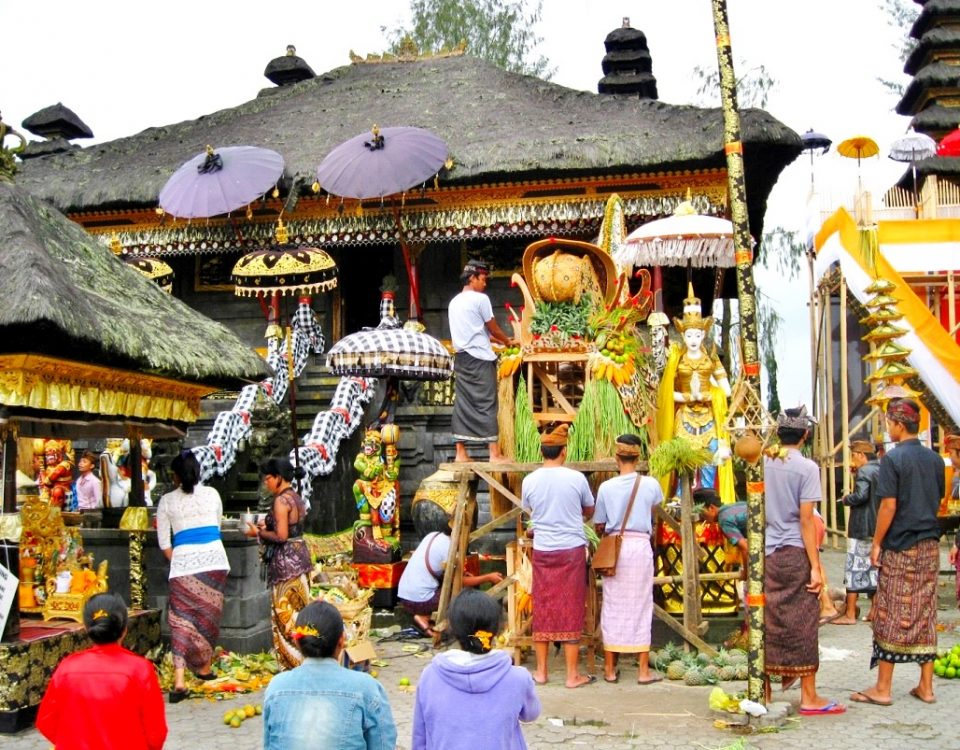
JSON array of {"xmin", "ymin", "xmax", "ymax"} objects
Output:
[{"xmin": 656, "ymin": 284, "xmax": 735, "ymax": 503}]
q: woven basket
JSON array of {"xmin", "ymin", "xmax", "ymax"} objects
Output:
[
  {"xmin": 330, "ymin": 588, "xmax": 374, "ymax": 621},
  {"xmin": 343, "ymin": 606, "xmax": 373, "ymax": 648},
  {"xmin": 532, "ymin": 252, "xmax": 585, "ymax": 303}
]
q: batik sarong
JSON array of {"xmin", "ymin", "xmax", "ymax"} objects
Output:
[
  {"xmin": 169, "ymin": 570, "xmax": 228, "ymax": 672},
  {"xmin": 451, "ymin": 352, "xmax": 498, "ymax": 443},
  {"xmin": 532, "ymin": 546, "xmax": 587, "ymax": 642},
  {"xmin": 398, "ymin": 590, "xmax": 441, "ymax": 617},
  {"xmin": 600, "ymin": 532, "xmax": 653, "ymax": 652},
  {"xmin": 871, "ymin": 538, "xmax": 939, "ymax": 668},
  {"xmin": 271, "ymin": 573, "xmax": 311, "ymax": 671},
  {"xmin": 844, "ymin": 537, "xmax": 878, "ymax": 594},
  {"xmin": 764, "ymin": 546, "xmax": 819, "ymax": 677}
]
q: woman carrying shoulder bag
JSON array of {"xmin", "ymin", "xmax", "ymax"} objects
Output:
[{"xmin": 593, "ymin": 434, "xmax": 664, "ymax": 684}]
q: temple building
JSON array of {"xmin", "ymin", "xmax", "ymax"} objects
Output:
[{"xmin": 14, "ymin": 22, "xmax": 801, "ymax": 525}]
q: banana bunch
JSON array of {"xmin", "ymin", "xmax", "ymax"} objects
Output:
[
  {"xmin": 590, "ymin": 330, "xmax": 636, "ymax": 386},
  {"xmin": 497, "ymin": 345, "xmax": 523, "ymax": 379}
]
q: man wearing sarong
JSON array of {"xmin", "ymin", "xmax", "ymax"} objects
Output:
[
  {"xmin": 521, "ymin": 425, "xmax": 596, "ymax": 688},
  {"xmin": 448, "ymin": 259, "xmax": 514, "ymax": 463},
  {"xmin": 834, "ymin": 439, "xmax": 880, "ymax": 625},
  {"xmin": 852, "ymin": 398, "xmax": 945, "ymax": 707},
  {"xmin": 763, "ymin": 406, "xmax": 845, "ymax": 715},
  {"xmin": 946, "ymin": 435, "xmax": 960, "ymax": 607}
]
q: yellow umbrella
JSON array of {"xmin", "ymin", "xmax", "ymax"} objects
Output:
[{"xmin": 837, "ymin": 135, "xmax": 879, "ymax": 166}]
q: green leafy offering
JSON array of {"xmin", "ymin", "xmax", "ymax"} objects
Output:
[{"xmin": 648, "ymin": 438, "xmax": 713, "ymax": 479}]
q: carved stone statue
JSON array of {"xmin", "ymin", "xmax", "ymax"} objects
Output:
[
  {"xmin": 352, "ymin": 427, "xmax": 402, "ymax": 564},
  {"xmin": 39, "ymin": 439, "xmax": 75, "ymax": 509}
]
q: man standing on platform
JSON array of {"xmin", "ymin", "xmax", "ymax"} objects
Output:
[
  {"xmin": 834, "ymin": 439, "xmax": 881, "ymax": 625},
  {"xmin": 448, "ymin": 259, "xmax": 514, "ymax": 463},
  {"xmin": 763, "ymin": 406, "xmax": 845, "ymax": 715},
  {"xmin": 75, "ymin": 450, "xmax": 103, "ymax": 511},
  {"xmin": 521, "ymin": 425, "xmax": 596, "ymax": 688},
  {"xmin": 852, "ymin": 398, "xmax": 944, "ymax": 707}
]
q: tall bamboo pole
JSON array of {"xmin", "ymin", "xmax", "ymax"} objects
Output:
[{"xmin": 709, "ymin": 0, "xmax": 765, "ymax": 705}]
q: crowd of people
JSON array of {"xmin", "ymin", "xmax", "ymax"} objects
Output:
[{"xmin": 30, "ymin": 256, "xmax": 957, "ymax": 746}]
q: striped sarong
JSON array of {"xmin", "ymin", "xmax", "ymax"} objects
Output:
[
  {"xmin": 600, "ymin": 532, "xmax": 653, "ymax": 652},
  {"xmin": 871, "ymin": 538, "xmax": 939, "ymax": 668},
  {"xmin": 169, "ymin": 570, "xmax": 228, "ymax": 672},
  {"xmin": 451, "ymin": 352, "xmax": 498, "ymax": 443},
  {"xmin": 272, "ymin": 573, "xmax": 311, "ymax": 671},
  {"xmin": 532, "ymin": 546, "xmax": 587, "ymax": 642},
  {"xmin": 764, "ymin": 546, "xmax": 819, "ymax": 678},
  {"xmin": 844, "ymin": 537, "xmax": 878, "ymax": 594}
]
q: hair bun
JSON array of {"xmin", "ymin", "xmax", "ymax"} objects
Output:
[{"xmin": 293, "ymin": 466, "xmax": 307, "ymax": 480}]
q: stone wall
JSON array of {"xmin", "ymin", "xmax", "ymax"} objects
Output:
[{"xmin": 80, "ymin": 528, "xmax": 271, "ymax": 653}]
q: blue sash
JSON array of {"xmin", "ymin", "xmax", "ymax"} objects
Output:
[{"xmin": 173, "ymin": 525, "xmax": 220, "ymax": 547}]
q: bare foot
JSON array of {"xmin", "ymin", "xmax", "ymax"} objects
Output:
[
  {"xmin": 532, "ymin": 672, "xmax": 548, "ymax": 686},
  {"xmin": 489, "ymin": 455, "xmax": 512, "ymax": 464},
  {"xmin": 565, "ymin": 674, "xmax": 597, "ymax": 689},
  {"xmin": 830, "ymin": 616, "xmax": 858, "ymax": 625},
  {"xmin": 453, "ymin": 455, "xmax": 473, "ymax": 463}
]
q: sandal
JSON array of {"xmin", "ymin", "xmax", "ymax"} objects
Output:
[
  {"xmin": 168, "ymin": 689, "xmax": 189, "ymax": 704},
  {"xmin": 566, "ymin": 674, "xmax": 597, "ymax": 689},
  {"xmin": 193, "ymin": 671, "xmax": 217, "ymax": 681}
]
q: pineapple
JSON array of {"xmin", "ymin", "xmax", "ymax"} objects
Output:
[
  {"xmin": 734, "ymin": 665, "xmax": 748, "ymax": 680},
  {"xmin": 718, "ymin": 665, "xmax": 738, "ymax": 682},
  {"xmin": 701, "ymin": 665, "xmax": 720, "ymax": 684},
  {"xmin": 666, "ymin": 660, "xmax": 687, "ymax": 681},
  {"xmin": 712, "ymin": 648, "xmax": 731, "ymax": 669},
  {"xmin": 727, "ymin": 649, "xmax": 748, "ymax": 665},
  {"xmin": 695, "ymin": 652, "xmax": 712, "ymax": 667},
  {"xmin": 684, "ymin": 667, "xmax": 707, "ymax": 687}
]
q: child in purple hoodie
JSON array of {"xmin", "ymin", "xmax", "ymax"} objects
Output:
[{"xmin": 412, "ymin": 589, "xmax": 541, "ymax": 750}]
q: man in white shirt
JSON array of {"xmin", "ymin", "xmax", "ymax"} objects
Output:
[
  {"xmin": 521, "ymin": 425, "xmax": 596, "ymax": 688},
  {"xmin": 448, "ymin": 259, "xmax": 514, "ymax": 462}
]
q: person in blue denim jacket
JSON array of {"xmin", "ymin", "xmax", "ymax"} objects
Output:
[{"xmin": 263, "ymin": 601, "xmax": 397, "ymax": 750}]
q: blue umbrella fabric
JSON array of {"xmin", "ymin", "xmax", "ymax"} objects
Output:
[
  {"xmin": 316, "ymin": 126, "xmax": 448, "ymax": 200},
  {"xmin": 159, "ymin": 145, "xmax": 284, "ymax": 218}
]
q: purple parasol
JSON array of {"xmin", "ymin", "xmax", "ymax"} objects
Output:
[
  {"xmin": 316, "ymin": 126, "xmax": 448, "ymax": 200},
  {"xmin": 159, "ymin": 145, "xmax": 284, "ymax": 218}
]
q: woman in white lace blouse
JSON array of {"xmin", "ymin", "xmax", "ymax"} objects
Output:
[{"xmin": 157, "ymin": 450, "xmax": 230, "ymax": 702}]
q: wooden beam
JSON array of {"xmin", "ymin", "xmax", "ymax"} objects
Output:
[
  {"xmin": 530, "ymin": 363, "xmax": 578, "ymax": 415},
  {"xmin": 433, "ymin": 474, "xmax": 470, "ymax": 645},
  {"xmin": 470, "ymin": 506, "xmax": 524, "ymax": 543},
  {"xmin": 653, "ymin": 604, "xmax": 717, "ymax": 657},
  {"xmin": 439, "ymin": 460, "xmax": 627, "ymax": 473},
  {"xmin": 473, "ymin": 469, "xmax": 522, "ymax": 509}
]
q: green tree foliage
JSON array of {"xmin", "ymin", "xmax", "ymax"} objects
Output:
[
  {"xmin": 878, "ymin": 0, "xmax": 918, "ymax": 98},
  {"xmin": 384, "ymin": 0, "xmax": 554, "ymax": 79},
  {"xmin": 692, "ymin": 61, "xmax": 775, "ymax": 108}
]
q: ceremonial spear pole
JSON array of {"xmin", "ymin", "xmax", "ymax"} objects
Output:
[{"xmin": 709, "ymin": 0, "xmax": 767, "ymax": 706}]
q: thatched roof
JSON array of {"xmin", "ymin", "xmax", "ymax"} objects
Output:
[
  {"xmin": 0, "ymin": 180, "xmax": 269, "ymax": 386},
  {"xmin": 16, "ymin": 55, "xmax": 800, "ymax": 225},
  {"xmin": 898, "ymin": 61, "xmax": 960, "ymax": 115}
]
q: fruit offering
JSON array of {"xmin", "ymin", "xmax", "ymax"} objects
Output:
[
  {"xmin": 934, "ymin": 644, "xmax": 960, "ymax": 679},
  {"xmin": 497, "ymin": 346, "xmax": 522, "ymax": 379},
  {"xmin": 589, "ymin": 330, "xmax": 636, "ymax": 386},
  {"xmin": 222, "ymin": 704, "xmax": 262, "ymax": 729}
]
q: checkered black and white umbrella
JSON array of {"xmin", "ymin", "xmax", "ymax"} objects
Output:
[{"xmin": 326, "ymin": 327, "xmax": 452, "ymax": 381}]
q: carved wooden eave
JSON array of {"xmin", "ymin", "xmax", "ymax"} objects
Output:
[{"xmin": 75, "ymin": 170, "xmax": 730, "ymax": 257}]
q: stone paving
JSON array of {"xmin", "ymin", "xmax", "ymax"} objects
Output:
[{"xmin": 2, "ymin": 547, "xmax": 959, "ymax": 750}]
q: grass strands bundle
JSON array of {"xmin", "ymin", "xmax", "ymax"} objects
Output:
[
  {"xmin": 648, "ymin": 437, "xmax": 713, "ymax": 479},
  {"xmin": 514, "ymin": 375, "xmax": 541, "ymax": 463},
  {"xmin": 497, "ymin": 375, "xmax": 516, "ymax": 460}
]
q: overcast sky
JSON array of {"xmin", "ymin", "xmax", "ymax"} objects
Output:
[{"xmin": 2, "ymin": 1, "xmax": 912, "ymax": 407}]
